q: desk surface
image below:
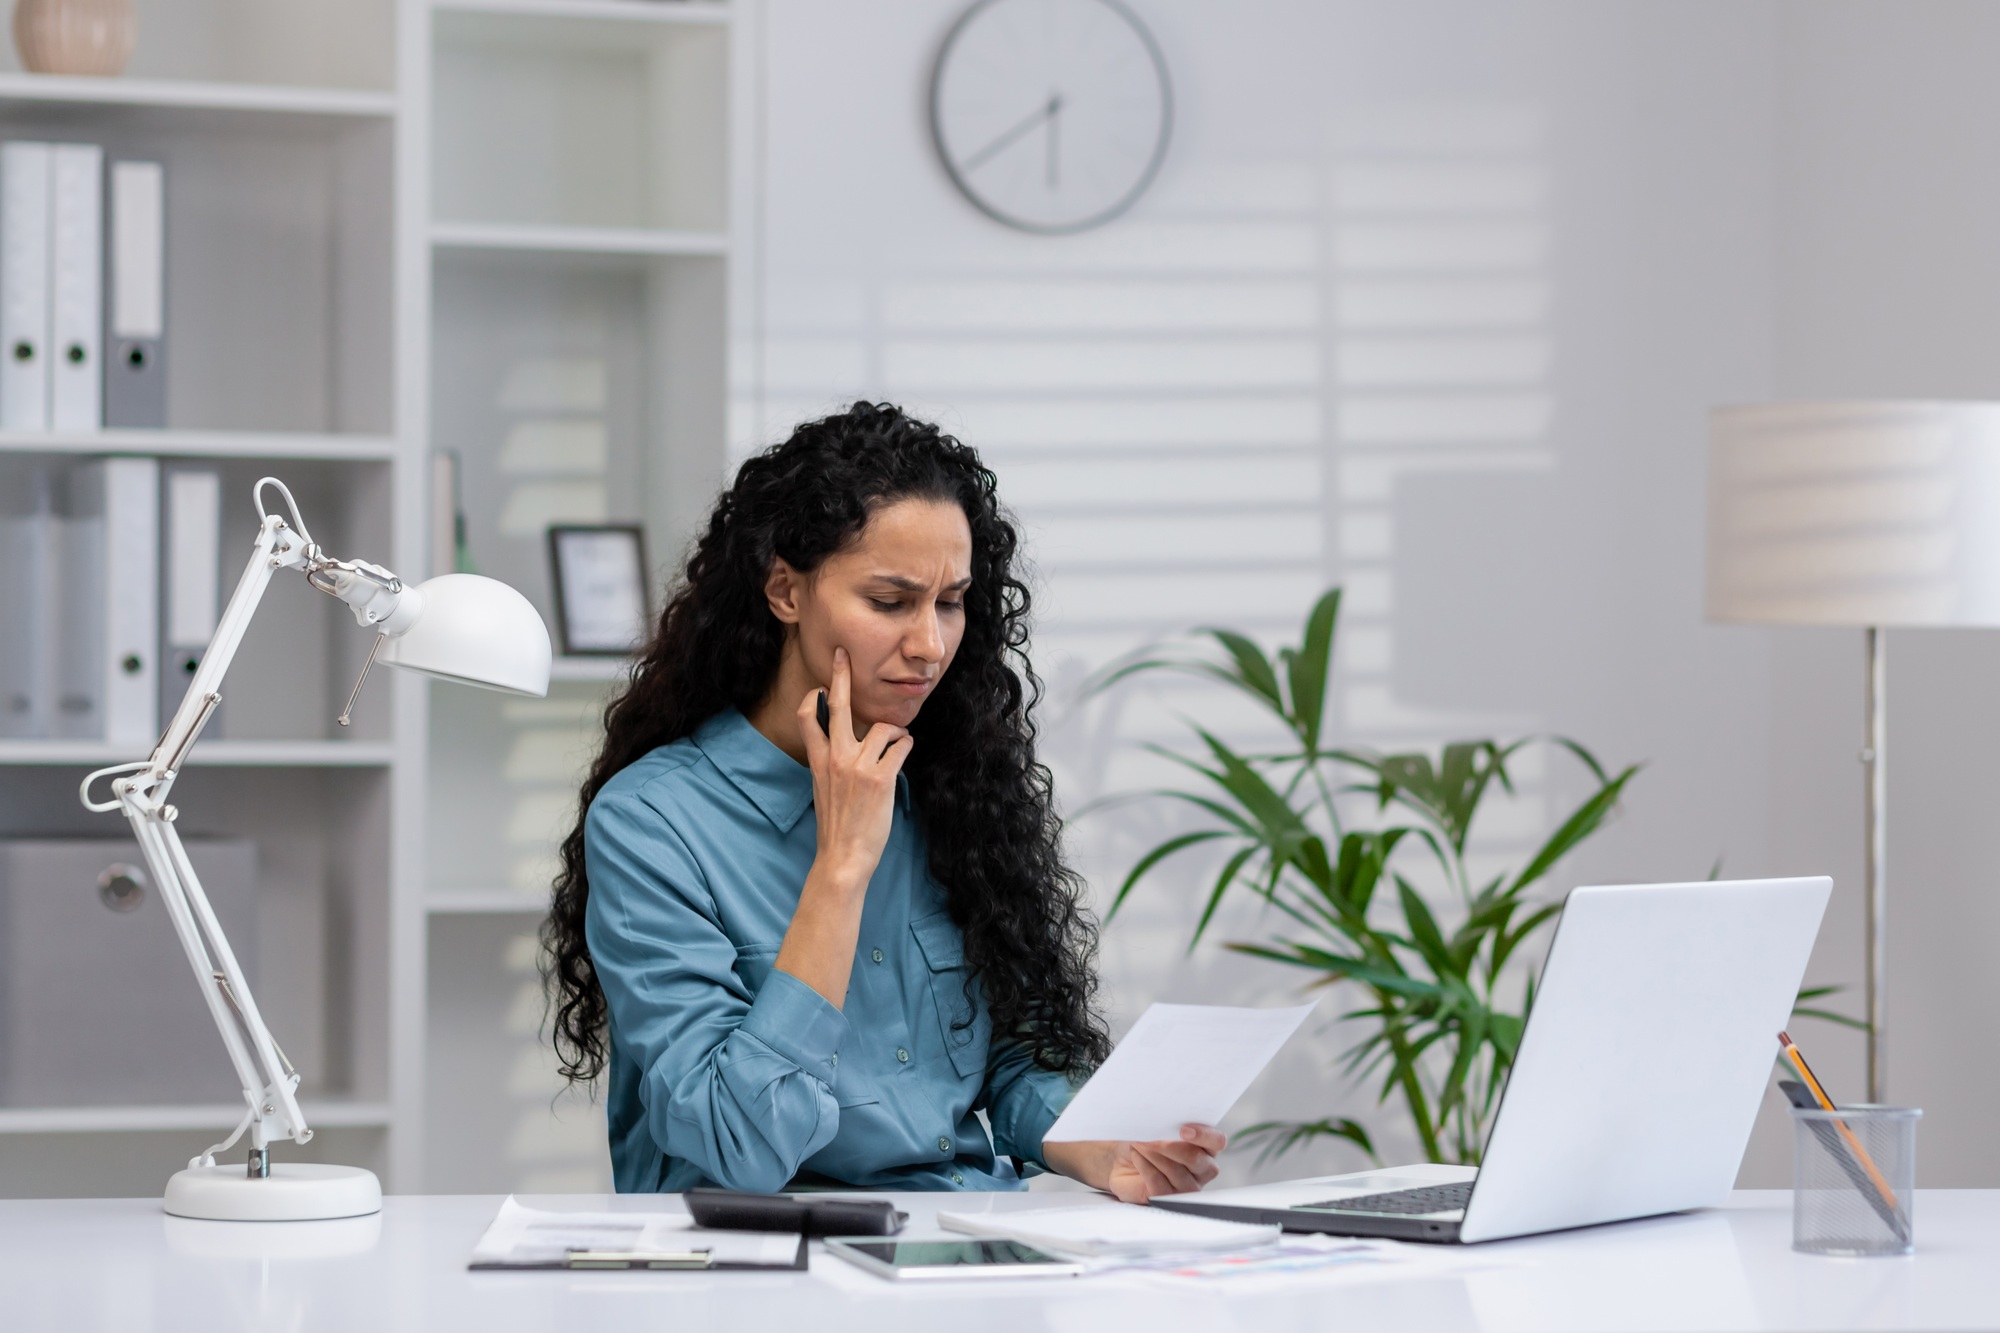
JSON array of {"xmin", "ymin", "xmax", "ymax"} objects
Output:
[{"xmin": 3, "ymin": 1189, "xmax": 1995, "ymax": 1332}]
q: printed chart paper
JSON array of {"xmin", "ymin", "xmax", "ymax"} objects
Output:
[{"xmin": 1044, "ymin": 1002, "xmax": 1316, "ymax": 1143}]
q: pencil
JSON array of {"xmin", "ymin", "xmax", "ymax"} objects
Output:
[{"xmin": 1777, "ymin": 1030, "xmax": 1901, "ymax": 1214}]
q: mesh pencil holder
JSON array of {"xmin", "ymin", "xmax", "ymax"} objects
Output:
[{"xmin": 1790, "ymin": 1104, "xmax": 1920, "ymax": 1256}]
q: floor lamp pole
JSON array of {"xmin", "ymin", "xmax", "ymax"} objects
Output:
[{"xmin": 1862, "ymin": 626, "xmax": 1888, "ymax": 1102}]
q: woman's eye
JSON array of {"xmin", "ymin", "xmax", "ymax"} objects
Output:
[
  {"xmin": 869, "ymin": 598, "xmax": 901, "ymax": 611},
  {"xmin": 939, "ymin": 601, "xmax": 963, "ymax": 613}
]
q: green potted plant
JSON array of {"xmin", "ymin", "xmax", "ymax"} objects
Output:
[{"xmin": 1086, "ymin": 588, "xmax": 1639, "ymax": 1165}]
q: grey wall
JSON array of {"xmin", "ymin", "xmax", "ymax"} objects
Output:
[
  {"xmin": 738, "ymin": 0, "xmax": 2000, "ymax": 1188},
  {"xmin": 1753, "ymin": 0, "xmax": 2000, "ymax": 1185}
]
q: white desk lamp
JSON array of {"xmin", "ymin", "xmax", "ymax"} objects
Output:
[
  {"xmin": 78, "ymin": 477, "xmax": 552, "ymax": 1220},
  {"xmin": 1706, "ymin": 402, "xmax": 2000, "ymax": 1100}
]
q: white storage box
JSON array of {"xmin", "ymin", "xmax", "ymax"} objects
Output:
[{"xmin": 0, "ymin": 837, "xmax": 256, "ymax": 1106}]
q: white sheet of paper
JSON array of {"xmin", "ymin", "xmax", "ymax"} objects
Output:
[{"xmin": 1043, "ymin": 1002, "xmax": 1317, "ymax": 1143}]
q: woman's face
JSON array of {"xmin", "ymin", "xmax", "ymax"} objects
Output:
[{"xmin": 765, "ymin": 497, "xmax": 974, "ymax": 730}]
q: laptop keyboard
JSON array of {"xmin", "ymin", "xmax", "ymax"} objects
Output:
[{"xmin": 1298, "ymin": 1180, "xmax": 1474, "ymax": 1216}]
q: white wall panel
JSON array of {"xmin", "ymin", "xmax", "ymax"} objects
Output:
[{"xmin": 734, "ymin": 0, "xmax": 2000, "ymax": 1190}]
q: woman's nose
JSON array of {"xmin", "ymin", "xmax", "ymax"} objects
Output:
[{"xmin": 907, "ymin": 610, "xmax": 944, "ymax": 662}]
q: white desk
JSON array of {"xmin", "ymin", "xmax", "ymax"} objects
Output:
[{"xmin": 3, "ymin": 1190, "xmax": 1995, "ymax": 1332}]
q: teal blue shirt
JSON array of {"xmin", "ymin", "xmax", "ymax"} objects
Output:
[{"xmin": 583, "ymin": 708, "xmax": 1075, "ymax": 1193}]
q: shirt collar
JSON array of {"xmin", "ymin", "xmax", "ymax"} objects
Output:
[
  {"xmin": 692, "ymin": 707, "xmax": 912, "ymax": 835},
  {"xmin": 694, "ymin": 709, "xmax": 816, "ymax": 834}
]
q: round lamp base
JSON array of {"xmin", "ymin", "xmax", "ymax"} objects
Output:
[{"xmin": 164, "ymin": 1163, "xmax": 382, "ymax": 1221}]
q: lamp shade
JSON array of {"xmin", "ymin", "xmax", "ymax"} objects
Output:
[
  {"xmin": 1706, "ymin": 401, "xmax": 2000, "ymax": 627},
  {"xmin": 376, "ymin": 573, "xmax": 552, "ymax": 696}
]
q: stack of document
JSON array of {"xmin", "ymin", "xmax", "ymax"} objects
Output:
[
  {"xmin": 937, "ymin": 1204, "xmax": 1280, "ymax": 1258},
  {"xmin": 469, "ymin": 1196, "xmax": 804, "ymax": 1271}
]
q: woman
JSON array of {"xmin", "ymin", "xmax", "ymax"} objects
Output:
[{"xmin": 543, "ymin": 401, "xmax": 1225, "ymax": 1199}]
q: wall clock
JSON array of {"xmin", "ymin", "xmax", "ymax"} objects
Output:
[{"xmin": 929, "ymin": 0, "xmax": 1173, "ymax": 235}]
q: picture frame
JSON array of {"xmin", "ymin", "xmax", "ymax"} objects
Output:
[{"xmin": 546, "ymin": 524, "xmax": 651, "ymax": 657}]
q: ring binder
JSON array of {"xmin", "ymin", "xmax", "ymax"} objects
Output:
[
  {"xmin": 105, "ymin": 159, "xmax": 164, "ymax": 429},
  {"xmin": 50, "ymin": 143, "xmax": 102, "ymax": 433},
  {"xmin": 1, "ymin": 142, "xmax": 52, "ymax": 432}
]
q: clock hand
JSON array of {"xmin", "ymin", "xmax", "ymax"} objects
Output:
[
  {"xmin": 962, "ymin": 93, "xmax": 1063, "ymax": 174},
  {"xmin": 1046, "ymin": 92, "xmax": 1062, "ymax": 189}
]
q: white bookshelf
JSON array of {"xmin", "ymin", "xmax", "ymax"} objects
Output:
[
  {"xmin": 0, "ymin": 1099, "xmax": 393, "ymax": 1135},
  {"xmin": 0, "ymin": 0, "xmax": 736, "ymax": 1198},
  {"xmin": 549, "ymin": 656, "xmax": 632, "ymax": 683},
  {"xmin": 433, "ymin": 0, "xmax": 730, "ymax": 27},
  {"xmin": 0, "ymin": 739, "xmax": 395, "ymax": 767},
  {"xmin": 425, "ymin": 888, "xmax": 550, "ymax": 915},
  {"xmin": 414, "ymin": 0, "xmax": 734, "ymax": 1195},
  {"xmin": 431, "ymin": 220, "xmax": 728, "ymax": 258},
  {"xmin": 0, "ymin": 428, "xmax": 398, "ymax": 460},
  {"xmin": 0, "ymin": 72, "xmax": 396, "ymax": 119}
]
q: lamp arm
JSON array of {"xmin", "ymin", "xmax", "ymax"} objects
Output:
[{"xmin": 78, "ymin": 500, "xmax": 388, "ymax": 1167}]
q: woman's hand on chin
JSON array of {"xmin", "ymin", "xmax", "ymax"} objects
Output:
[
  {"xmin": 797, "ymin": 646, "xmax": 912, "ymax": 887},
  {"xmin": 1042, "ymin": 1124, "xmax": 1226, "ymax": 1203}
]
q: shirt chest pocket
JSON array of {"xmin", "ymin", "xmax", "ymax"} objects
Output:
[{"xmin": 910, "ymin": 909, "xmax": 990, "ymax": 1080}]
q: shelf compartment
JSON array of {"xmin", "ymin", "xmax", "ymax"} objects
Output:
[
  {"xmin": 0, "ymin": 1, "xmax": 393, "ymax": 94},
  {"xmin": 427, "ymin": 680, "xmax": 605, "ymax": 900},
  {"xmin": 0, "ymin": 765, "xmax": 396, "ymax": 1111},
  {"xmin": 0, "ymin": 428, "xmax": 397, "ymax": 461},
  {"xmin": 433, "ymin": 1, "xmax": 727, "ymax": 233},
  {"xmin": 0, "ymin": 106, "xmax": 392, "ymax": 437},
  {"xmin": 0, "ymin": 73, "xmax": 395, "ymax": 122},
  {"xmin": 432, "ymin": 220, "xmax": 727, "ymax": 259},
  {"xmin": 0, "ymin": 1099, "xmax": 393, "ymax": 1135},
  {"xmin": 0, "ymin": 740, "xmax": 395, "ymax": 767}
]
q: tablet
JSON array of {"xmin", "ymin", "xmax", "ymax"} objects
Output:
[{"xmin": 823, "ymin": 1238, "xmax": 1084, "ymax": 1280}]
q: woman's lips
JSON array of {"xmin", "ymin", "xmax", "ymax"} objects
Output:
[{"xmin": 884, "ymin": 678, "xmax": 933, "ymax": 696}]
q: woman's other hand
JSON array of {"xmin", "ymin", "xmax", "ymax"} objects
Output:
[
  {"xmin": 1042, "ymin": 1124, "xmax": 1226, "ymax": 1202},
  {"xmin": 797, "ymin": 647, "xmax": 913, "ymax": 885}
]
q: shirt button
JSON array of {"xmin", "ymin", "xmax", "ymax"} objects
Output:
[
  {"xmin": 871, "ymin": 948, "xmax": 884, "ymax": 964},
  {"xmin": 830, "ymin": 1053, "xmax": 838, "ymax": 1067},
  {"xmin": 952, "ymin": 1173, "xmax": 964, "ymax": 1185},
  {"xmin": 939, "ymin": 1136, "xmax": 952, "ymax": 1153},
  {"xmin": 896, "ymin": 1047, "xmax": 909, "ymax": 1063}
]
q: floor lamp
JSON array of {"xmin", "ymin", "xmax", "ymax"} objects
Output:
[{"xmin": 1706, "ymin": 401, "xmax": 2000, "ymax": 1101}]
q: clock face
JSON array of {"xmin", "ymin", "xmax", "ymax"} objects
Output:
[{"xmin": 930, "ymin": 0, "xmax": 1172, "ymax": 235}]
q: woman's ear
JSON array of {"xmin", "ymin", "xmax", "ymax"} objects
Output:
[{"xmin": 764, "ymin": 556, "xmax": 805, "ymax": 625}]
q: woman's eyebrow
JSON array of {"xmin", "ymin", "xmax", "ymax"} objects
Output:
[{"xmin": 869, "ymin": 574, "xmax": 973, "ymax": 592}]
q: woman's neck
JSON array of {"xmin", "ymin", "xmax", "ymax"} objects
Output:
[{"xmin": 746, "ymin": 642, "xmax": 818, "ymax": 766}]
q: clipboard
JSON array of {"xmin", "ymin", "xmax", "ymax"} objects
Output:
[
  {"xmin": 471, "ymin": 1234, "xmax": 809, "ymax": 1272},
  {"xmin": 467, "ymin": 1196, "xmax": 809, "ymax": 1272}
]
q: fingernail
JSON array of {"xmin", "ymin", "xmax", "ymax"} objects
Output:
[{"xmin": 1182, "ymin": 1125, "xmax": 1197, "ymax": 1140}]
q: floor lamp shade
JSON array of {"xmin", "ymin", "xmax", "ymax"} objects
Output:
[
  {"xmin": 1706, "ymin": 401, "xmax": 2000, "ymax": 628},
  {"xmin": 1705, "ymin": 399, "xmax": 2000, "ymax": 1102}
]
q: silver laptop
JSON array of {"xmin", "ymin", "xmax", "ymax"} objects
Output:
[{"xmin": 1153, "ymin": 876, "xmax": 1830, "ymax": 1243}]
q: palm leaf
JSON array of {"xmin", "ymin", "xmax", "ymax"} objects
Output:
[
  {"xmin": 1509, "ymin": 763, "xmax": 1640, "ymax": 894},
  {"xmin": 1197, "ymin": 628, "xmax": 1284, "ymax": 710},
  {"xmin": 1282, "ymin": 588, "xmax": 1340, "ymax": 752},
  {"xmin": 1236, "ymin": 1115, "xmax": 1378, "ymax": 1167},
  {"xmin": 1106, "ymin": 829, "xmax": 1233, "ymax": 919},
  {"xmin": 1191, "ymin": 844, "xmax": 1262, "ymax": 948}
]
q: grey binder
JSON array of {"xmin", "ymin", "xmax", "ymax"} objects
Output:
[{"xmin": 104, "ymin": 159, "xmax": 164, "ymax": 429}]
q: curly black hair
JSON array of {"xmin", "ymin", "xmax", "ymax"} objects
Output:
[{"xmin": 543, "ymin": 401, "xmax": 1111, "ymax": 1085}]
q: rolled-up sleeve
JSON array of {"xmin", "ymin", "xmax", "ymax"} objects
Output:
[
  {"xmin": 983, "ymin": 1038, "xmax": 1077, "ymax": 1172},
  {"xmin": 585, "ymin": 787, "xmax": 847, "ymax": 1192}
]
